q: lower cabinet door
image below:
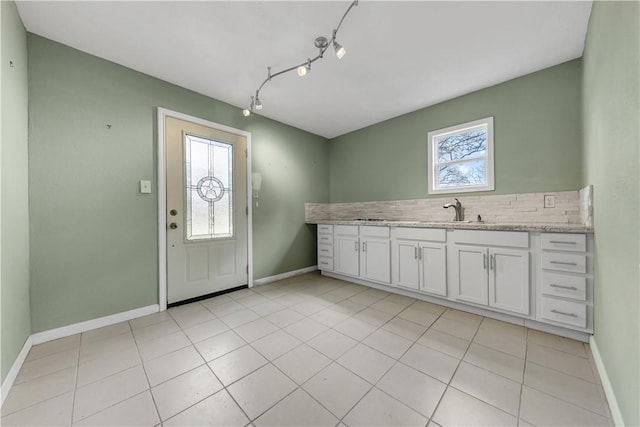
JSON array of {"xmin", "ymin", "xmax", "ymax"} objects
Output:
[
  {"xmin": 335, "ymin": 235, "xmax": 359, "ymax": 277},
  {"xmin": 488, "ymin": 248, "xmax": 529, "ymax": 315},
  {"xmin": 420, "ymin": 243, "xmax": 447, "ymax": 297},
  {"xmin": 452, "ymin": 245, "xmax": 489, "ymax": 305},
  {"xmin": 392, "ymin": 241, "xmax": 419, "ymax": 290},
  {"xmin": 361, "ymin": 238, "xmax": 391, "ymax": 284}
]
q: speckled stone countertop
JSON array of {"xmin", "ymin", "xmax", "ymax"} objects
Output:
[{"xmin": 307, "ymin": 219, "xmax": 593, "ymax": 233}]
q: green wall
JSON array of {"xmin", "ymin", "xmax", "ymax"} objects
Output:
[
  {"xmin": 1, "ymin": 1, "xmax": 32, "ymax": 382},
  {"xmin": 329, "ymin": 60, "xmax": 582, "ymax": 202},
  {"xmin": 27, "ymin": 35, "xmax": 329, "ymax": 333},
  {"xmin": 582, "ymin": 1, "xmax": 640, "ymax": 425}
]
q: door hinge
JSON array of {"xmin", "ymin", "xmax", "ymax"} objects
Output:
[{"xmin": 246, "ymin": 265, "xmax": 249, "ymax": 274}]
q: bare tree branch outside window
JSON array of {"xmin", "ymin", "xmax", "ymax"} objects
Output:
[{"xmin": 436, "ymin": 128, "xmax": 487, "ymax": 186}]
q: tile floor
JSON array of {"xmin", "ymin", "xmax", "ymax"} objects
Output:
[{"xmin": 1, "ymin": 272, "xmax": 613, "ymax": 426}]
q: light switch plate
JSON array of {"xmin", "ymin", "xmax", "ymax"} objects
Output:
[
  {"xmin": 544, "ymin": 194, "xmax": 556, "ymax": 208},
  {"xmin": 140, "ymin": 180, "xmax": 152, "ymax": 194}
]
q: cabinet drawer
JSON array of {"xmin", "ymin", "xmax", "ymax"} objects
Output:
[
  {"xmin": 335, "ymin": 225, "xmax": 358, "ymax": 236},
  {"xmin": 318, "ymin": 244, "xmax": 334, "ymax": 258},
  {"xmin": 318, "ymin": 257, "xmax": 334, "ymax": 271},
  {"xmin": 360, "ymin": 225, "xmax": 390, "ymax": 238},
  {"xmin": 541, "ymin": 252, "xmax": 586, "ymax": 274},
  {"xmin": 542, "ymin": 272, "xmax": 586, "ymax": 301},
  {"xmin": 317, "ymin": 233, "xmax": 334, "ymax": 245},
  {"xmin": 318, "ymin": 224, "xmax": 334, "ymax": 234},
  {"xmin": 393, "ymin": 227, "xmax": 446, "ymax": 242},
  {"xmin": 452, "ymin": 230, "xmax": 529, "ymax": 248},
  {"xmin": 541, "ymin": 296, "xmax": 587, "ymax": 328},
  {"xmin": 541, "ymin": 233, "xmax": 586, "ymax": 252}
]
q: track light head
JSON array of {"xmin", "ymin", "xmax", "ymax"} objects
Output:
[
  {"xmin": 254, "ymin": 97, "xmax": 263, "ymax": 110},
  {"xmin": 333, "ymin": 40, "xmax": 346, "ymax": 59},
  {"xmin": 242, "ymin": 109, "xmax": 251, "ymax": 117},
  {"xmin": 297, "ymin": 65, "xmax": 308, "ymax": 77}
]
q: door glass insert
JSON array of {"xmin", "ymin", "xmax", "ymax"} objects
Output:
[{"xmin": 184, "ymin": 134, "xmax": 233, "ymax": 241}]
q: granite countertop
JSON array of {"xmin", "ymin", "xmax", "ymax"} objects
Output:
[{"xmin": 307, "ymin": 219, "xmax": 593, "ymax": 233}]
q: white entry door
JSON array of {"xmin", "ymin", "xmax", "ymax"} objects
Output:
[{"xmin": 166, "ymin": 116, "xmax": 248, "ymax": 304}]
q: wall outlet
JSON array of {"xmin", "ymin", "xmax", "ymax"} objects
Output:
[
  {"xmin": 140, "ymin": 180, "xmax": 152, "ymax": 194},
  {"xmin": 544, "ymin": 194, "xmax": 556, "ymax": 208}
]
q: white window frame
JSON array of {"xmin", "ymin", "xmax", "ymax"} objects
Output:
[{"xmin": 427, "ymin": 116, "xmax": 494, "ymax": 194}]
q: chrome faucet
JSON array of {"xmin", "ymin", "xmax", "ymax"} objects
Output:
[{"xmin": 443, "ymin": 198, "xmax": 463, "ymax": 221}]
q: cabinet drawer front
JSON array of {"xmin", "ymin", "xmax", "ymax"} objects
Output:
[
  {"xmin": 452, "ymin": 230, "xmax": 529, "ymax": 248},
  {"xmin": 541, "ymin": 297, "xmax": 587, "ymax": 328},
  {"xmin": 541, "ymin": 252, "xmax": 586, "ymax": 273},
  {"xmin": 318, "ymin": 224, "xmax": 334, "ymax": 234},
  {"xmin": 360, "ymin": 225, "xmax": 390, "ymax": 238},
  {"xmin": 335, "ymin": 225, "xmax": 359, "ymax": 236},
  {"xmin": 393, "ymin": 227, "xmax": 446, "ymax": 242},
  {"xmin": 541, "ymin": 233, "xmax": 586, "ymax": 252},
  {"xmin": 317, "ymin": 233, "xmax": 334, "ymax": 245},
  {"xmin": 318, "ymin": 244, "xmax": 334, "ymax": 258},
  {"xmin": 542, "ymin": 272, "xmax": 586, "ymax": 301},
  {"xmin": 318, "ymin": 257, "xmax": 334, "ymax": 271}
]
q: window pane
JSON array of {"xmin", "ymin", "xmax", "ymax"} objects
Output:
[
  {"xmin": 184, "ymin": 134, "xmax": 234, "ymax": 241},
  {"xmin": 436, "ymin": 126, "xmax": 487, "ymax": 163},
  {"xmin": 438, "ymin": 159, "xmax": 486, "ymax": 187}
]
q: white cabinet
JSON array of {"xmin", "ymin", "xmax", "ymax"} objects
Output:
[
  {"xmin": 317, "ymin": 224, "xmax": 334, "ymax": 271},
  {"xmin": 360, "ymin": 227, "xmax": 391, "ymax": 284},
  {"xmin": 450, "ymin": 230, "xmax": 530, "ymax": 315},
  {"xmin": 335, "ymin": 225, "xmax": 359, "ymax": 277},
  {"xmin": 392, "ymin": 228, "xmax": 447, "ymax": 296}
]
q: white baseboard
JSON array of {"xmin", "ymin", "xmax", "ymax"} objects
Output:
[
  {"xmin": 590, "ymin": 336, "xmax": 625, "ymax": 426},
  {"xmin": 253, "ymin": 265, "xmax": 318, "ymax": 286},
  {"xmin": 1, "ymin": 335, "xmax": 32, "ymax": 406},
  {"xmin": 31, "ymin": 304, "xmax": 159, "ymax": 345}
]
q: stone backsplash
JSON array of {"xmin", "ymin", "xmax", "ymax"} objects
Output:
[{"xmin": 306, "ymin": 186, "xmax": 593, "ymax": 226}]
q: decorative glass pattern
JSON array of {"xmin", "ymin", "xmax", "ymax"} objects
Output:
[{"xmin": 184, "ymin": 134, "xmax": 233, "ymax": 241}]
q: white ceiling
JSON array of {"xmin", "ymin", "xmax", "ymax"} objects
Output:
[{"xmin": 16, "ymin": 1, "xmax": 592, "ymax": 139}]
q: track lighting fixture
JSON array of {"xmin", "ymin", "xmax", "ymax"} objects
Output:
[{"xmin": 242, "ymin": 0, "xmax": 358, "ymax": 116}]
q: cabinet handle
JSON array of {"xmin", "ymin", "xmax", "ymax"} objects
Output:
[
  {"xmin": 355, "ymin": 241, "xmax": 358, "ymax": 252},
  {"xmin": 550, "ymin": 283, "xmax": 578, "ymax": 291},
  {"xmin": 550, "ymin": 261, "xmax": 578, "ymax": 266},
  {"xmin": 483, "ymin": 253, "xmax": 487, "ymax": 269},
  {"xmin": 551, "ymin": 309, "xmax": 578, "ymax": 318},
  {"xmin": 362, "ymin": 242, "xmax": 367, "ymax": 252},
  {"xmin": 419, "ymin": 247, "xmax": 422, "ymax": 260},
  {"xmin": 490, "ymin": 254, "xmax": 495, "ymax": 270},
  {"xmin": 414, "ymin": 247, "xmax": 418, "ymax": 260},
  {"xmin": 320, "ymin": 236, "xmax": 329, "ymax": 240},
  {"xmin": 549, "ymin": 240, "xmax": 577, "ymax": 245}
]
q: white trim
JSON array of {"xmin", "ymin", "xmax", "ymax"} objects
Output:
[
  {"xmin": 590, "ymin": 336, "xmax": 625, "ymax": 426},
  {"xmin": 1, "ymin": 336, "xmax": 32, "ymax": 406},
  {"xmin": 253, "ymin": 266, "xmax": 318, "ymax": 286},
  {"xmin": 31, "ymin": 304, "xmax": 159, "ymax": 345},
  {"xmin": 156, "ymin": 108, "xmax": 253, "ymax": 306}
]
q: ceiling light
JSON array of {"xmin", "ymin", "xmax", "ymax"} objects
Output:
[{"xmin": 242, "ymin": 0, "xmax": 358, "ymax": 116}]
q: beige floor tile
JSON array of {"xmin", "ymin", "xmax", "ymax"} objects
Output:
[
  {"xmin": 417, "ymin": 329, "xmax": 470, "ymax": 359},
  {"xmin": 151, "ymin": 364, "xmax": 222, "ymax": 421},
  {"xmin": 169, "ymin": 303, "xmax": 217, "ymax": 329},
  {"xmin": 81, "ymin": 321, "xmax": 131, "ymax": 344},
  {"xmin": 524, "ymin": 361, "xmax": 606, "ymax": 416},
  {"xmin": 26, "ymin": 335, "xmax": 80, "ymax": 362},
  {"xmin": 473, "ymin": 325, "xmax": 527, "ymax": 359},
  {"xmin": 144, "ymin": 345, "xmax": 204, "ymax": 386},
  {"xmin": 349, "ymin": 291, "xmax": 386, "ymax": 306},
  {"xmin": 527, "ymin": 329, "xmax": 587, "ymax": 357},
  {"xmin": 309, "ymin": 307, "xmax": 351, "ymax": 327},
  {"xmin": 527, "ymin": 342, "xmax": 596, "ymax": 382},
  {"xmin": 194, "ymin": 330, "xmax": 247, "ymax": 362},
  {"xmin": 15, "ymin": 348, "xmax": 78, "ymax": 384},
  {"xmin": 200, "ymin": 294, "xmax": 235, "ymax": 311},
  {"xmin": 397, "ymin": 307, "xmax": 439, "ymax": 327},
  {"xmin": 236, "ymin": 293, "xmax": 271, "ymax": 308},
  {"xmin": 251, "ymin": 330, "xmax": 302, "ymax": 360},
  {"xmin": 2, "ymin": 366, "xmax": 76, "ymax": 415},
  {"xmin": 382, "ymin": 317, "xmax": 428, "ymax": 341},
  {"xmin": 353, "ymin": 307, "xmax": 395, "ymax": 327},
  {"xmin": 432, "ymin": 387, "xmax": 517, "ymax": 426},
  {"xmin": 163, "ymin": 389, "xmax": 249, "ymax": 426},
  {"xmin": 382, "ymin": 293, "xmax": 417, "ymax": 307},
  {"xmin": 73, "ymin": 365, "xmax": 148, "ymax": 422},
  {"xmin": 132, "ymin": 319, "xmax": 181, "ymax": 342},
  {"xmin": 226, "ymin": 364, "xmax": 297, "ymax": 420},
  {"xmin": 520, "ymin": 386, "xmax": 611, "ymax": 427},
  {"xmin": 332, "ymin": 317, "xmax": 377, "ymax": 341},
  {"xmin": 137, "ymin": 330, "xmax": 191, "ymax": 361},
  {"xmin": 79, "ymin": 332, "xmax": 137, "ymax": 364},
  {"xmin": 303, "ymin": 363, "xmax": 372, "ymax": 419},
  {"xmin": 441, "ymin": 308, "xmax": 483, "ymax": 326},
  {"xmin": 362, "ymin": 328, "xmax": 413, "ymax": 359},
  {"xmin": 207, "ymin": 300, "xmax": 245, "ymax": 317},
  {"xmin": 77, "ymin": 345, "xmax": 141, "ymax": 387},
  {"xmin": 208, "ymin": 345, "xmax": 268, "ymax": 386},
  {"xmin": 307, "ymin": 329, "xmax": 358, "ymax": 359},
  {"xmin": 0, "ymin": 391, "xmax": 73, "ymax": 426},
  {"xmin": 254, "ymin": 388, "xmax": 338, "ymax": 426},
  {"xmin": 409, "ymin": 300, "xmax": 447, "ymax": 316},
  {"xmin": 400, "ymin": 343, "xmax": 459, "ymax": 383},
  {"xmin": 377, "ymin": 363, "xmax": 447, "ymax": 418},
  {"xmin": 332, "ymin": 299, "xmax": 367, "ymax": 316},
  {"xmin": 264, "ymin": 308, "xmax": 305, "ymax": 328},
  {"xmin": 338, "ymin": 343, "xmax": 395, "ymax": 383},
  {"xmin": 479, "ymin": 317, "xmax": 526, "ymax": 338},
  {"xmin": 74, "ymin": 390, "xmax": 159, "ymax": 426},
  {"xmin": 370, "ymin": 299, "xmax": 407, "ymax": 315},
  {"xmin": 344, "ymin": 387, "xmax": 428, "ymax": 427},
  {"xmin": 250, "ymin": 300, "xmax": 286, "ymax": 316},
  {"xmin": 273, "ymin": 344, "xmax": 331, "ymax": 385},
  {"xmin": 451, "ymin": 362, "xmax": 522, "ymax": 416},
  {"xmin": 182, "ymin": 318, "xmax": 229, "ymax": 343},
  {"xmin": 463, "ymin": 343, "xmax": 525, "ymax": 383},
  {"xmin": 291, "ymin": 299, "xmax": 331, "ymax": 316},
  {"xmin": 129, "ymin": 310, "xmax": 173, "ymax": 330},
  {"xmin": 284, "ymin": 318, "xmax": 328, "ymax": 342},
  {"xmin": 431, "ymin": 316, "xmax": 479, "ymax": 341},
  {"xmin": 233, "ymin": 318, "xmax": 279, "ymax": 343},
  {"xmin": 219, "ymin": 308, "xmax": 261, "ymax": 329}
]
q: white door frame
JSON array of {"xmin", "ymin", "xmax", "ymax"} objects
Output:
[{"xmin": 157, "ymin": 108, "xmax": 253, "ymax": 311}]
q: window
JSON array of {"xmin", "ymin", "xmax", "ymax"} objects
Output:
[{"xmin": 427, "ymin": 117, "xmax": 494, "ymax": 194}]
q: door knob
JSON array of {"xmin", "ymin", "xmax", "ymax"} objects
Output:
[
  {"xmin": 169, "ymin": 209, "xmax": 178, "ymax": 216},
  {"xmin": 169, "ymin": 222, "xmax": 178, "ymax": 229}
]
